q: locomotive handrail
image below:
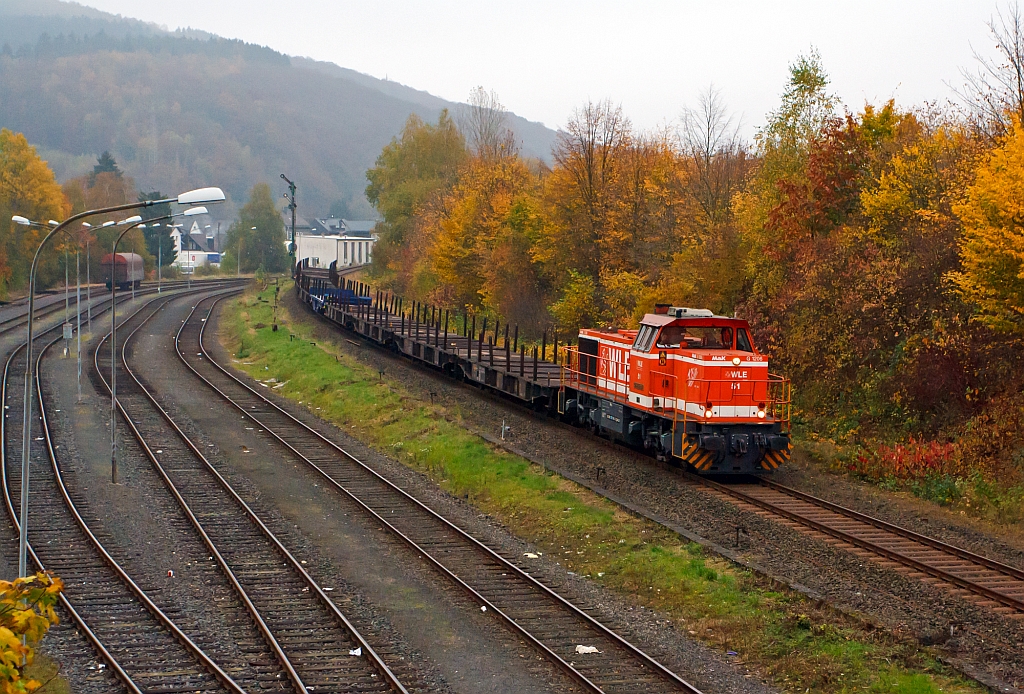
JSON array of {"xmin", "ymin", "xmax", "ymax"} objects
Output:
[{"xmin": 560, "ymin": 344, "xmax": 791, "ymax": 427}]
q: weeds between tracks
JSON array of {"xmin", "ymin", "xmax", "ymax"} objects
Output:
[{"xmin": 222, "ymin": 286, "xmax": 982, "ymax": 694}]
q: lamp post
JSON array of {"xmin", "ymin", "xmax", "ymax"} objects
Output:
[
  {"xmin": 10, "ymin": 186, "xmax": 224, "ymax": 579},
  {"xmin": 82, "ymin": 225, "xmax": 93, "ymax": 332},
  {"xmin": 109, "ymin": 206, "xmax": 208, "ymax": 485},
  {"xmin": 76, "ymin": 248, "xmax": 81, "ymax": 402}
]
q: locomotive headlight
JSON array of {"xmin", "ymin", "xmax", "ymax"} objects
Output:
[
  {"xmin": 732, "ymin": 356, "xmax": 741, "ymax": 366},
  {"xmin": 757, "ymin": 409, "xmax": 766, "ymax": 419}
]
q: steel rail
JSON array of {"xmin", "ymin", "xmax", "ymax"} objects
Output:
[
  {"xmin": 95, "ymin": 290, "xmax": 306, "ymax": 694},
  {"xmin": 299, "ymin": 268, "xmax": 1024, "ymax": 622},
  {"xmin": 112, "ymin": 292, "xmax": 410, "ymax": 694},
  {"xmin": 188, "ymin": 294, "xmax": 702, "ymax": 694},
  {"xmin": 2, "ymin": 337, "xmax": 140, "ymax": 693},
  {"xmin": 0, "ymin": 279, "xmax": 235, "ymax": 336},
  {"xmin": 756, "ymin": 478, "xmax": 1024, "ymax": 581},
  {"xmin": 693, "ymin": 475, "xmax": 1024, "ymax": 612},
  {"xmin": 1, "ymin": 291, "xmax": 246, "ymax": 694}
]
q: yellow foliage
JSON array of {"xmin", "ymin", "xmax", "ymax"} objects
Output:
[
  {"xmin": 951, "ymin": 120, "xmax": 1024, "ymax": 333},
  {"xmin": 0, "ymin": 129, "xmax": 71, "ymax": 296},
  {"xmin": 0, "ymin": 573, "xmax": 62, "ymax": 693}
]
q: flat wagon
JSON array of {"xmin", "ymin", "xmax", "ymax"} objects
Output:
[{"xmin": 295, "ymin": 260, "xmax": 791, "ymax": 475}]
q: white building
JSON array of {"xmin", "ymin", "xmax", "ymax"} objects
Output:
[
  {"xmin": 295, "ymin": 219, "xmax": 378, "ymax": 268},
  {"xmin": 170, "ymin": 224, "xmax": 221, "ymax": 270}
]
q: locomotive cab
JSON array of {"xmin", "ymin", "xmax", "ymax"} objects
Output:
[{"xmin": 562, "ymin": 306, "xmax": 791, "ymax": 474}]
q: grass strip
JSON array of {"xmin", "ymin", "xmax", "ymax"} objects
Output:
[{"xmin": 221, "ymin": 287, "xmax": 981, "ymax": 694}]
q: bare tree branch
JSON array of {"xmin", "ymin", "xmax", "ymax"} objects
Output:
[
  {"xmin": 954, "ymin": 2, "xmax": 1024, "ymax": 137},
  {"xmin": 678, "ymin": 85, "xmax": 746, "ymax": 226},
  {"xmin": 458, "ymin": 86, "xmax": 519, "ymax": 159}
]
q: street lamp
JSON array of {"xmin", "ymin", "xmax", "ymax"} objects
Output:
[
  {"xmin": 12, "ymin": 217, "xmax": 82, "ymax": 396},
  {"xmin": 12, "ymin": 186, "xmax": 224, "ymax": 579},
  {"xmin": 109, "ymin": 206, "xmax": 207, "ymax": 485}
]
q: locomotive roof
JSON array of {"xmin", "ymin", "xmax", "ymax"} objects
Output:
[{"xmin": 639, "ymin": 313, "xmax": 746, "ymax": 327}]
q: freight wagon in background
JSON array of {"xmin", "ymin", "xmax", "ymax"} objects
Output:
[
  {"xmin": 295, "ymin": 261, "xmax": 791, "ymax": 475},
  {"xmin": 102, "ymin": 252, "xmax": 145, "ymax": 290}
]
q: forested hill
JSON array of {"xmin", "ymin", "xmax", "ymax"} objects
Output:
[{"xmin": 0, "ymin": 0, "xmax": 557, "ymax": 216}]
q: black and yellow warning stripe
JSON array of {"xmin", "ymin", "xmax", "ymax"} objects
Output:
[
  {"xmin": 677, "ymin": 438, "xmax": 717, "ymax": 471},
  {"xmin": 676, "ymin": 436, "xmax": 792, "ymax": 471},
  {"xmin": 760, "ymin": 442, "xmax": 791, "ymax": 470}
]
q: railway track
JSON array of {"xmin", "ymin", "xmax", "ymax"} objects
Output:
[
  {"xmin": 693, "ymin": 475, "xmax": 1024, "ymax": 615},
  {"xmin": 0, "ymin": 279, "xmax": 225, "ymax": 339},
  {"xmin": 180, "ymin": 293, "xmax": 703, "ymax": 694},
  {"xmin": 108, "ymin": 291, "xmax": 412, "ymax": 693},
  {"xmin": 2, "ymin": 289, "xmax": 247, "ymax": 693}
]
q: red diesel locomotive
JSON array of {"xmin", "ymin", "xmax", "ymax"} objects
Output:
[{"xmin": 560, "ymin": 305, "xmax": 791, "ymax": 474}]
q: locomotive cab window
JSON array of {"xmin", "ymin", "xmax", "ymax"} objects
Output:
[
  {"xmin": 736, "ymin": 328, "xmax": 753, "ymax": 353},
  {"xmin": 632, "ymin": 325, "xmax": 657, "ymax": 352},
  {"xmin": 657, "ymin": 326, "xmax": 732, "ymax": 349}
]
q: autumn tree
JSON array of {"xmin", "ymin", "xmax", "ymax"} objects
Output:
[
  {"xmin": 734, "ymin": 50, "xmax": 839, "ymax": 309},
  {"xmin": 661, "ymin": 87, "xmax": 751, "ymax": 315},
  {"xmin": 0, "ymin": 129, "xmax": 70, "ymax": 297},
  {"xmin": 458, "ymin": 87, "xmax": 519, "ymax": 160},
  {"xmin": 427, "ymin": 154, "xmax": 547, "ymax": 328},
  {"xmin": 957, "ymin": 2, "xmax": 1024, "ymax": 138},
  {"xmin": 540, "ymin": 100, "xmax": 630, "ymax": 284},
  {"xmin": 952, "ymin": 119, "xmax": 1024, "ymax": 333},
  {"xmin": 0, "ymin": 573, "xmax": 63, "ymax": 692},
  {"xmin": 225, "ymin": 183, "xmax": 287, "ymax": 273},
  {"xmin": 64, "ymin": 153, "xmax": 153, "ymax": 274},
  {"xmin": 366, "ymin": 111, "xmax": 467, "ymax": 292}
]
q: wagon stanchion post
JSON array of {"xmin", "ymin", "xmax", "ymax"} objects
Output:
[
  {"xmin": 470, "ymin": 315, "xmax": 475, "ymax": 358},
  {"xmin": 478, "ymin": 318, "xmax": 486, "ymax": 361},
  {"xmin": 533, "ymin": 346, "xmax": 538, "ymax": 380},
  {"xmin": 504, "ymin": 324, "xmax": 510, "ymax": 372},
  {"xmin": 513, "ymin": 325, "xmax": 519, "ymax": 352},
  {"xmin": 443, "ymin": 310, "xmax": 449, "ymax": 348},
  {"xmin": 541, "ymin": 331, "xmax": 546, "ymax": 363},
  {"xmin": 489, "ymin": 335, "xmax": 494, "ymax": 366},
  {"xmin": 520, "ymin": 343, "xmax": 525, "ymax": 377}
]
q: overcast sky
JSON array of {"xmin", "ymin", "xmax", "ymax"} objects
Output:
[{"xmin": 77, "ymin": 0, "xmax": 1003, "ymax": 137}]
